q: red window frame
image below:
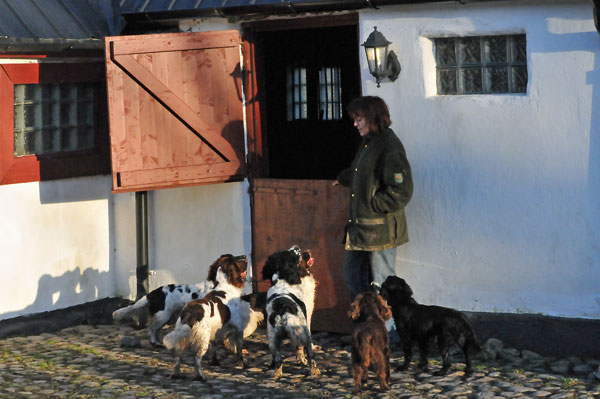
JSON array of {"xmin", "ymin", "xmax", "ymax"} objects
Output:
[{"xmin": 0, "ymin": 60, "xmax": 109, "ymax": 185}]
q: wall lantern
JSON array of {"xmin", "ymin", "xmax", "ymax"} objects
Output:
[{"xmin": 362, "ymin": 26, "xmax": 401, "ymax": 87}]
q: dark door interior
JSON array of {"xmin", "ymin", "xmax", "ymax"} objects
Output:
[{"xmin": 262, "ymin": 25, "xmax": 361, "ymax": 179}]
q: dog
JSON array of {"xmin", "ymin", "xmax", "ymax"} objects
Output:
[
  {"xmin": 216, "ymin": 291, "xmax": 265, "ymax": 368},
  {"xmin": 162, "ymin": 289, "xmax": 233, "ymax": 380},
  {"xmin": 112, "ymin": 254, "xmax": 248, "ymax": 347},
  {"xmin": 261, "ymin": 245, "xmax": 320, "ymax": 379},
  {"xmin": 348, "ymin": 290, "xmax": 393, "ymax": 395},
  {"xmin": 379, "ymin": 276, "xmax": 482, "ymax": 376}
]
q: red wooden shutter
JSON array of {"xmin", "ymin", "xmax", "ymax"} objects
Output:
[{"xmin": 105, "ymin": 31, "xmax": 246, "ymax": 192}]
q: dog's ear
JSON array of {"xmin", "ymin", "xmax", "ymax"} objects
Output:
[
  {"xmin": 375, "ymin": 293, "xmax": 393, "ymax": 321},
  {"xmin": 348, "ymin": 293, "xmax": 363, "ymax": 320},
  {"xmin": 262, "ymin": 251, "xmax": 282, "ymax": 281},
  {"xmin": 277, "ymin": 257, "xmax": 302, "ymax": 285},
  {"xmin": 208, "ymin": 254, "xmax": 233, "ymax": 282}
]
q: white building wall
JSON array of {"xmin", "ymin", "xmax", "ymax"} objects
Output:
[
  {"xmin": 358, "ymin": 0, "xmax": 600, "ymax": 318},
  {"xmin": 1, "ymin": 0, "xmax": 598, "ymax": 322},
  {"xmin": 0, "ymin": 176, "xmax": 113, "ymax": 320},
  {"xmin": 0, "ymin": 175, "xmax": 252, "ymax": 320}
]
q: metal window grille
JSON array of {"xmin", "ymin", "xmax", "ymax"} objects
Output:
[
  {"xmin": 318, "ymin": 67, "xmax": 342, "ymax": 120},
  {"xmin": 13, "ymin": 83, "xmax": 96, "ymax": 156},
  {"xmin": 435, "ymin": 34, "xmax": 527, "ymax": 95},
  {"xmin": 286, "ymin": 65, "xmax": 307, "ymax": 121}
]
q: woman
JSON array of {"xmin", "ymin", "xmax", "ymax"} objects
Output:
[{"xmin": 334, "ymin": 96, "xmax": 413, "ymax": 300}]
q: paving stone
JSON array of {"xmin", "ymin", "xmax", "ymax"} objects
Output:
[{"xmin": 0, "ymin": 324, "xmax": 598, "ymax": 398}]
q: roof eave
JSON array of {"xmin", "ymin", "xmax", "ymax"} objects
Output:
[{"xmin": 0, "ymin": 38, "xmax": 104, "ymax": 53}]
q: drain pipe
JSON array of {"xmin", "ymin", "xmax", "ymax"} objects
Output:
[{"xmin": 135, "ymin": 191, "xmax": 150, "ymax": 300}]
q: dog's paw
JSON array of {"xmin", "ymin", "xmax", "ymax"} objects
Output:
[
  {"xmin": 310, "ymin": 361, "xmax": 320, "ymax": 377},
  {"xmin": 273, "ymin": 365, "xmax": 283, "ymax": 380}
]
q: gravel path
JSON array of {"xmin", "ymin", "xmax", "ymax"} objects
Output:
[{"xmin": 0, "ymin": 323, "xmax": 598, "ymax": 398}]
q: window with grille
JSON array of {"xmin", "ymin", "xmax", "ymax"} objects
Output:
[
  {"xmin": 435, "ymin": 34, "xmax": 527, "ymax": 95},
  {"xmin": 14, "ymin": 83, "xmax": 97, "ymax": 156},
  {"xmin": 286, "ymin": 65, "xmax": 307, "ymax": 121},
  {"xmin": 286, "ymin": 64, "xmax": 343, "ymax": 121},
  {"xmin": 318, "ymin": 67, "xmax": 342, "ymax": 120}
]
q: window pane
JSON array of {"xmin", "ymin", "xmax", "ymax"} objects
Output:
[
  {"xmin": 460, "ymin": 37, "xmax": 481, "ymax": 64},
  {"xmin": 487, "ymin": 67, "xmax": 509, "ymax": 93},
  {"xmin": 438, "ymin": 68, "xmax": 457, "ymax": 95},
  {"xmin": 461, "ymin": 68, "xmax": 483, "ymax": 94},
  {"xmin": 436, "ymin": 38, "xmax": 456, "ymax": 65},
  {"xmin": 511, "ymin": 66, "xmax": 528, "ymax": 93},
  {"xmin": 486, "ymin": 36, "xmax": 508, "ymax": 63},
  {"xmin": 513, "ymin": 35, "xmax": 527, "ymax": 63}
]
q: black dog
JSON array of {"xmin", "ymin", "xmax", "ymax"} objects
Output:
[{"xmin": 379, "ymin": 276, "xmax": 481, "ymax": 376}]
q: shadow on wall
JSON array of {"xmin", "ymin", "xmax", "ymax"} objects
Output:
[{"xmin": 0, "ymin": 266, "xmax": 112, "ymax": 321}]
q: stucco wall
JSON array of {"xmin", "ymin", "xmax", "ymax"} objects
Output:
[
  {"xmin": 358, "ymin": 0, "xmax": 600, "ymax": 318},
  {"xmin": 0, "ymin": 176, "xmax": 113, "ymax": 320},
  {"xmin": 0, "ymin": 176, "xmax": 252, "ymax": 320}
]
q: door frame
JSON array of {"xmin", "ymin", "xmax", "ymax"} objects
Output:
[{"xmin": 241, "ymin": 15, "xmax": 361, "ymax": 333}]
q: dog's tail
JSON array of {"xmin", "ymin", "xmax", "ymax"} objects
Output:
[
  {"xmin": 163, "ymin": 319, "xmax": 192, "ymax": 350},
  {"xmin": 244, "ymin": 308, "xmax": 265, "ymax": 338},
  {"xmin": 112, "ymin": 296, "xmax": 149, "ymax": 321}
]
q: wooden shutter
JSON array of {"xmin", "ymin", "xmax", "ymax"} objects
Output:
[{"xmin": 105, "ymin": 31, "xmax": 245, "ymax": 192}]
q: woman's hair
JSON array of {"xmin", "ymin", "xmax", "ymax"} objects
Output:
[{"xmin": 346, "ymin": 96, "xmax": 391, "ymax": 134}]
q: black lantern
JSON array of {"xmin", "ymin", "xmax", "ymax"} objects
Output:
[{"xmin": 362, "ymin": 26, "xmax": 401, "ymax": 87}]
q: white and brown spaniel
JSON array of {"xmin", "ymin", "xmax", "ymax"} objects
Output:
[
  {"xmin": 112, "ymin": 254, "xmax": 248, "ymax": 347},
  {"xmin": 262, "ymin": 245, "xmax": 319, "ymax": 379},
  {"xmin": 163, "ymin": 289, "xmax": 234, "ymax": 380}
]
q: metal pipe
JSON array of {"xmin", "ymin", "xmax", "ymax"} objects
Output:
[{"xmin": 135, "ymin": 191, "xmax": 150, "ymax": 300}]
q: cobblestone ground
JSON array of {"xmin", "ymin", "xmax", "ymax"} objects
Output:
[{"xmin": 0, "ymin": 323, "xmax": 598, "ymax": 399}]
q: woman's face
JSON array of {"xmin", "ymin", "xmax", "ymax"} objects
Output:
[{"xmin": 353, "ymin": 115, "xmax": 371, "ymax": 136}]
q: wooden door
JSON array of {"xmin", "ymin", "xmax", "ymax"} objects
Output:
[
  {"xmin": 105, "ymin": 31, "xmax": 245, "ymax": 192},
  {"xmin": 252, "ymin": 178, "xmax": 352, "ymax": 333}
]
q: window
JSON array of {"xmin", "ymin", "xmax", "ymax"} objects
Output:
[
  {"xmin": 14, "ymin": 82, "xmax": 97, "ymax": 157},
  {"xmin": 318, "ymin": 67, "xmax": 342, "ymax": 120},
  {"xmin": 286, "ymin": 64, "xmax": 343, "ymax": 121},
  {"xmin": 435, "ymin": 34, "xmax": 527, "ymax": 95},
  {"xmin": 286, "ymin": 65, "xmax": 307, "ymax": 121},
  {"xmin": 0, "ymin": 61, "xmax": 109, "ymax": 185}
]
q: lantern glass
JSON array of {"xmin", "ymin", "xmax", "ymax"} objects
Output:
[{"xmin": 364, "ymin": 42, "xmax": 389, "ymax": 77}]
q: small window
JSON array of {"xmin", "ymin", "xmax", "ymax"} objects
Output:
[
  {"xmin": 318, "ymin": 67, "xmax": 342, "ymax": 120},
  {"xmin": 286, "ymin": 65, "xmax": 307, "ymax": 121},
  {"xmin": 0, "ymin": 61, "xmax": 109, "ymax": 185},
  {"xmin": 435, "ymin": 34, "xmax": 527, "ymax": 95},
  {"xmin": 14, "ymin": 83, "xmax": 97, "ymax": 157}
]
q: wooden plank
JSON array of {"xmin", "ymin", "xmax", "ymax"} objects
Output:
[
  {"xmin": 137, "ymin": 53, "xmax": 160, "ymax": 169},
  {"xmin": 105, "ymin": 41, "xmax": 129, "ymax": 182},
  {"xmin": 111, "ymin": 31, "xmax": 238, "ymax": 55},
  {"xmin": 112, "ymin": 53, "xmax": 238, "ymax": 162},
  {"xmin": 118, "ymin": 161, "xmax": 243, "ymax": 187}
]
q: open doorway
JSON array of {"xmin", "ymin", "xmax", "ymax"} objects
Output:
[{"xmin": 261, "ymin": 24, "xmax": 361, "ymax": 179}]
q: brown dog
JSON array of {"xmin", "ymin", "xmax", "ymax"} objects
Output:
[{"xmin": 348, "ymin": 291, "xmax": 393, "ymax": 395}]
